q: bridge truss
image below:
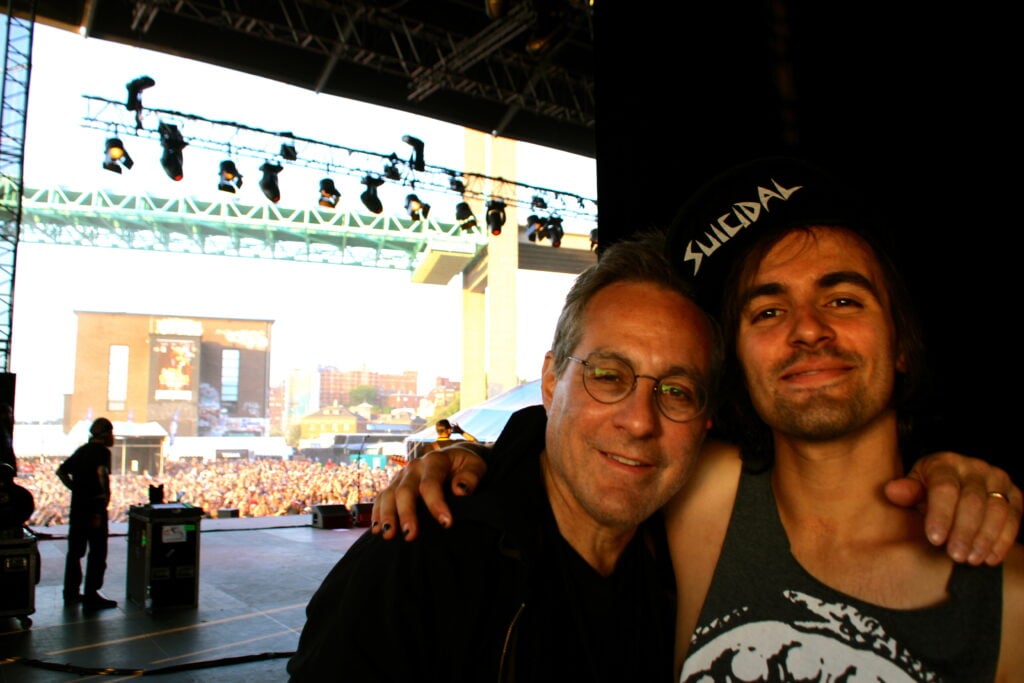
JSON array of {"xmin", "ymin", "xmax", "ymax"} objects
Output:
[{"xmin": 13, "ymin": 180, "xmax": 487, "ymax": 271}]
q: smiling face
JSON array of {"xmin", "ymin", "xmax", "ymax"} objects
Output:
[
  {"xmin": 540, "ymin": 280, "xmax": 714, "ymax": 536},
  {"xmin": 734, "ymin": 227, "xmax": 905, "ymax": 443}
]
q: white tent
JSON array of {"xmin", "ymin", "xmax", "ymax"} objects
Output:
[{"xmin": 404, "ymin": 380, "xmax": 542, "ymax": 454}]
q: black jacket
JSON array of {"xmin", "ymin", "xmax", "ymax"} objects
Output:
[
  {"xmin": 288, "ymin": 405, "xmax": 676, "ymax": 682},
  {"xmin": 56, "ymin": 441, "xmax": 112, "ymax": 517}
]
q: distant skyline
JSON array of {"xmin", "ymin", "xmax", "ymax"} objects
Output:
[{"xmin": 9, "ymin": 24, "xmax": 596, "ymax": 422}]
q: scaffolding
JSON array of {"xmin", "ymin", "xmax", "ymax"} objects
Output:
[{"xmin": 0, "ymin": 0, "xmax": 34, "ymax": 373}]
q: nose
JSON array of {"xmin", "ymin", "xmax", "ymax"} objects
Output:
[
  {"xmin": 787, "ymin": 304, "xmax": 835, "ymax": 348},
  {"xmin": 611, "ymin": 376, "xmax": 661, "ymax": 436}
]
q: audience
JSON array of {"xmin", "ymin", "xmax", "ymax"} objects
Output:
[{"xmin": 18, "ymin": 457, "xmax": 398, "ymax": 527}]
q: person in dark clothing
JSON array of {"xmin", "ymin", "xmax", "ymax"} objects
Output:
[
  {"xmin": 414, "ymin": 418, "xmax": 479, "ymax": 459},
  {"xmin": 0, "ymin": 461, "xmax": 33, "ymax": 531},
  {"xmin": 56, "ymin": 417, "xmax": 118, "ymax": 610},
  {"xmin": 0, "ymin": 403, "xmax": 16, "ymax": 474},
  {"xmin": 434, "ymin": 418, "xmax": 477, "ymax": 444},
  {"xmin": 288, "ymin": 230, "xmax": 720, "ymax": 681}
]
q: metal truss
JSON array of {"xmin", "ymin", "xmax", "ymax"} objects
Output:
[
  {"xmin": 12, "ymin": 179, "xmax": 488, "ymax": 270},
  {"xmin": 0, "ymin": 1, "xmax": 34, "ymax": 373},
  {"xmin": 122, "ymin": 0, "xmax": 596, "ymax": 132}
]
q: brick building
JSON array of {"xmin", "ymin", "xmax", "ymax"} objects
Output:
[
  {"xmin": 317, "ymin": 366, "xmax": 418, "ymax": 407},
  {"xmin": 66, "ymin": 312, "xmax": 273, "ymax": 438}
]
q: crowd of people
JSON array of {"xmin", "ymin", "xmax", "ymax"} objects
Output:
[{"xmin": 17, "ymin": 457, "xmax": 400, "ymax": 527}]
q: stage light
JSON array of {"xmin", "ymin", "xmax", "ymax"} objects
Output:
[
  {"xmin": 319, "ymin": 178, "xmax": 340, "ymax": 209},
  {"xmin": 449, "ymin": 173, "xmax": 466, "ymax": 195},
  {"xmin": 531, "ymin": 195, "xmax": 547, "ymax": 210},
  {"xmin": 486, "ymin": 199, "xmax": 506, "ymax": 236},
  {"xmin": 405, "ymin": 194, "xmax": 430, "ymax": 221},
  {"xmin": 360, "ymin": 175, "xmax": 385, "ymax": 214},
  {"xmin": 259, "ymin": 162, "xmax": 283, "ymax": 203},
  {"xmin": 455, "ymin": 202, "xmax": 477, "ymax": 230},
  {"xmin": 546, "ymin": 216, "xmax": 564, "ymax": 247},
  {"xmin": 218, "ymin": 160, "xmax": 243, "ymax": 193},
  {"xmin": 125, "ymin": 76, "xmax": 155, "ymax": 111},
  {"xmin": 125, "ymin": 76, "xmax": 155, "ymax": 129},
  {"xmin": 589, "ymin": 228, "xmax": 599, "ymax": 251},
  {"xmin": 525, "ymin": 214, "xmax": 546, "ymax": 242},
  {"xmin": 383, "ymin": 153, "xmax": 402, "ymax": 181},
  {"xmin": 280, "ymin": 143, "xmax": 297, "ymax": 161},
  {"xmin": 102, "ymin": 138, "xmax": 133, "ymax": 173},
  {"xmin": 485, "ymin": 0, "xmax": 506, "ymax": 19},
  {"xmin": 158, "ymin": 121, "xmax": 186, "ymax": 181},
  {"xmin": 402, "ymin": 135, "xmax": 425, "ymax": 171},
  {"xmin": 526, "ymin": 214, "xmax": 564, "ymax": 246},
  {"xmin": 526, "ymin": 0, "xmax": 570, "ymax": 58}
]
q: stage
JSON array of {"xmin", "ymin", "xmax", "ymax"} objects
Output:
[{"xmin": 0, "ymin": 514, "xmax": 365, "ymax": 682}]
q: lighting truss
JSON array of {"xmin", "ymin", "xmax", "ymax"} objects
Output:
[{"xmin": 81, "ymin": 95, "xmax": 598, "ymax": 225}]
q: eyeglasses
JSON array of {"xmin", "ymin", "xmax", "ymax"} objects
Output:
[{"xmin": 566, "ymin": 354, "xmax": 707, "ymax": 423}]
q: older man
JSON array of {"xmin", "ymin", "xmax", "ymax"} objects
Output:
[{"xmin": 288, "ymin": 230, "xmax": 720, "ymax": 681}]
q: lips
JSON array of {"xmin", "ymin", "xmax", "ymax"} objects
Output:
[
  {"xmin": 780, "ymin": 363, "xmax": 852, "ymax": 380},
  {"xmin": 775, "ymin": 363, "xmax": 856, "ymax": 393},
  {"xmin": 605, "ymin": 452, "xmax": 645, "ymax": 467}
]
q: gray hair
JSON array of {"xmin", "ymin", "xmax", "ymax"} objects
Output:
[{"xmin": 549, "ymin": 229, "xmax": 724, "ymax": 408}]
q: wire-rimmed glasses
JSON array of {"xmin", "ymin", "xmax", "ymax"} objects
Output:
[{"xmin": 566, "ymin": 354, "xmax": 707, "ymax": 423}]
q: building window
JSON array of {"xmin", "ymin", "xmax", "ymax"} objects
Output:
[
  {"xmin": 108, "ymin": 345, "xmax": 129, "ymax": 411},
  {"xmin": 222, "ymin": 349, "xmax": 240, "ymax": 402}
]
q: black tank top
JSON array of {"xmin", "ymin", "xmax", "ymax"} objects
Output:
[{"xmin": 681, "ymin": 468, "xmax": 1002, "ymax": 682}]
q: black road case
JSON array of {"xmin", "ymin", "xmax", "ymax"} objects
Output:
[
  {"xmin": 127, "ymin": 504, "xmax": 204, "ymax": 610},
  {"xmin": 0, "ymin": 527, "xmax": 39, "ymax": 628}
]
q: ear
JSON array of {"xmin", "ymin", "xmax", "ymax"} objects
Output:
[
  {"xmin": 540, "ymin": 352, "xmax": 558, "ymax": 409},
  {"xmin": 896, "ymin": 346, "xmax": 908, "ymax": 374}
]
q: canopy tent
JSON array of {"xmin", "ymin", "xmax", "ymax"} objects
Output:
[
  {"xmin": 404, "ymin": 380, "xmax": 542, "ymax": 455},
  {"xmin": 65, "ymin": 420, "xmax": 170, "ymax": 476}
]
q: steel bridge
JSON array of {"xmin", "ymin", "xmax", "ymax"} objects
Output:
[
  {"xmin": 9, "ymin": 175, "xmax": 595, "ymax": 409},
  {"xmin": 12, "ymin": 178, "xmax": 488, "ymax": 274}
]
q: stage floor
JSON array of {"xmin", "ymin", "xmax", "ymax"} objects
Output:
[{"xmin": 0, "ymin": 515, "xmax": 365, "ymax": 682}]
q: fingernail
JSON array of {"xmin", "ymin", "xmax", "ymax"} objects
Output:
[
  {"xmin": 382, "ymin": 523, "xmax": 391, "ymax": 533},
  {"xmin": 948, "ymin": 541, "xmax": 967, "ymax": 563},
  {"xmin": 456, "ymin": 482, "xmax": 469, "ymax": 493},
  {"xmin": 371, "ymin": 520, "xmax": 379, "ymax": 529},
  {"xmin": 439, "ymin": 514, "xmax": 451, "ymax": 528},
  {"xmin": 402, "ymin": 525, "xmax": 410, "ymax": 537}
]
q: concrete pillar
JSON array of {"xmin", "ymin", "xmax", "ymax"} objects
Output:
[{"xmin": 460, "ymin": 130, "xmax": 520, "ymax": 403}]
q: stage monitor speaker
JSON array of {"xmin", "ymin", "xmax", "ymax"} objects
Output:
[
  {"xmin": 312, "ymin": 504, "xmax": 353, "ymax": 529},
  {"xmin": 353, "ymin": 503, "xmax": 374, "ymax": 528},
  {"xmin": 217, "ymin": 508, "xmax": 239, "ymax": 518}
]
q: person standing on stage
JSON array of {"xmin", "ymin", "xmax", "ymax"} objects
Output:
[{"xmin": 56, "ymin": 417, "xmax": 118, "ymax": 610}]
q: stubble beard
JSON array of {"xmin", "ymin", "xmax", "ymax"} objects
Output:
[{"xmin": 764, "ymin": 391, "xmax": 872, "ymax": 442}]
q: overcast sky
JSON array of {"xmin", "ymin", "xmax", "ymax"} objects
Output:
[{"xmin": 9, "ymin": 24, "xmax": 597, "ymax": 422}]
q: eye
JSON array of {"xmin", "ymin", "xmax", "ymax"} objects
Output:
[
  {"xmin": 826, "ymin": 296, "xmax": 864, "ymax": 309},
  {"xmin": 748, "ymin": 306, "xmax": 783, "ymax": 323},
  {"xmin": 658, "ymin": 380, "xmax": 695, "ymax": 400},
  {"xmin": 588, "ymin": 359, "xmax": 630, "ymax": 386}
]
